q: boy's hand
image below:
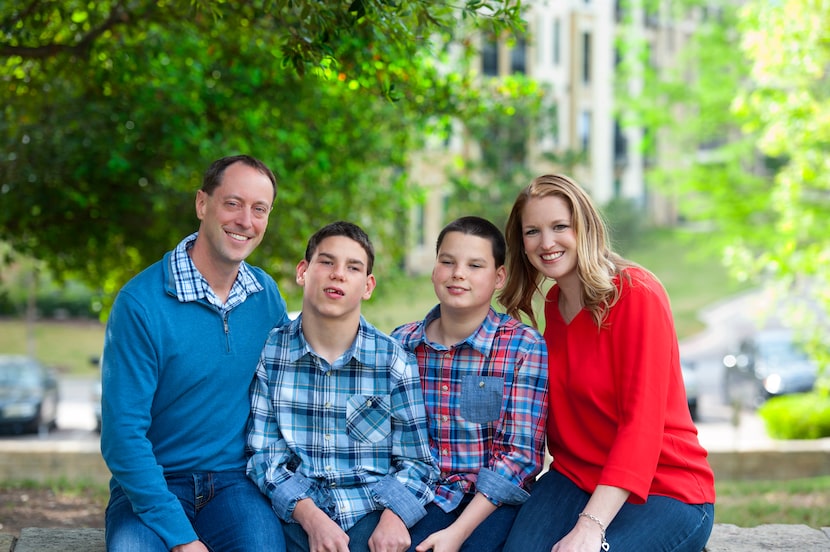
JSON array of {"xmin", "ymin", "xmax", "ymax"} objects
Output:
[
  {"xmin": 415, "ymin": 525, "xmax": 466, "ymax": 552},
  {"xmin": 368, "ymin": 509, "xmax": 411, "ymax": 552},
  {"xmin": 294, "ymin": 498, "xmax": 350, "ymax": 552}
]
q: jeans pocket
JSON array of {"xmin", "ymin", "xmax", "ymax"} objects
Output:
[
  {"xmin": 346, "ymin": 394, "xmax": 392, "ymax": 443},
  {"xmin": 460, "ymin": 375, "xmax": 504, "ymax": 423}
]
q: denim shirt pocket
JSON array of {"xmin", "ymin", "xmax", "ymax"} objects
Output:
[
  {"xmin": 346, "ymin": 394, "xmax": 392, "ymax": 443},
  {"xmin": 460, "ymin": 375, "xmax": 504, "ymax": 424}
]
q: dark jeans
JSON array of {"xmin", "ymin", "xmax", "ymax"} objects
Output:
[
  {"xmin": 503, "ymin": 470, "xmax": 714, "ymax": 552},
  {"xmin": 407, "ymin": 496, "xmax": 521, "ymax": 552},
  {"xmin": 105, "ymin": 471, "xmax": 285, "ymax": 552},
  {"xmin": 281, "ymin": 510, "xmax": 385, "ymax": 552}
]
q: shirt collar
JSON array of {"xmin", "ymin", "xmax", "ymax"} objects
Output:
[
  {"xmin": 287, "ymin": 314, "xmax": 378, "ymax": 368},
  {"xmin": 170, "ymin": 231, "xmax": 263, "ymax": 303},
  {"xmin": 415, "ymin": 304, "xmax": 500, "ymax": 357}
]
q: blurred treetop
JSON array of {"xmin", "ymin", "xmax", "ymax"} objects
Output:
[{"xmin": 0, "ymin": 0, "xmax": 530, "ymax": 307}]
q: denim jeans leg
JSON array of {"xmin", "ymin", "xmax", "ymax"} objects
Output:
[
  {"xmin": 407, "ymin": 503, "xmax": 456, "ymax": 551},
  {"xmin": 504, "ymin": 470, "xmax": 715, "ymax": 552},
  {"xmin": 278, "ymin": 511, "xmax": 382, "ymax": 552},
  {"xmin": 281, "ymin": 519, "xmax": 312, "ymax": 552},
  {"xmin": 344, "ymin": 511, "xmax": 383, "ymax": 552},
  {"xmin": 503, "ymin": 470, "xmax": 591, "ymax": 552},
  {"xmin": 610, "ymin": 498, "xmax": 714, "ymax": 552},
  {"xmin": 105, "ymin": 485, "xmax": 176, "ymax": 552},
  {"xmin": 192, "ymin": 471, "xmax": 286, "ymax": 552},
  {"xmin": 408, "ymin": 500, "xmax": 520, "ymax": 552},
  {"xmin": 461, "ymin": 503, "xmax": 520, "ymax": 552}
]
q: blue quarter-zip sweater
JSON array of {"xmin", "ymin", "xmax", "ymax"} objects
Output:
[{"xmin": 100, "ymin": 249, "xmax": 289, "ymax": 548}]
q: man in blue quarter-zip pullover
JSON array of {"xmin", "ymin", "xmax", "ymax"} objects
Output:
[{"xmin": 101, "ymin": 155, "xmax": 291, "ymax": 552}]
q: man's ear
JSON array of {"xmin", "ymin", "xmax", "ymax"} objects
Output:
[{"xmin": 195, "ymin": 190, "xmax": 207, "ymax": 221}]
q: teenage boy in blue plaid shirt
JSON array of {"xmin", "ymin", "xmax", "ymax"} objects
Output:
[
  {"xmin": 392, "ymin": 216, "xmax": 549, "ymax": 552},
  {"xmin": 247, "ymin": 221, "xmax": 438, "ymax": 552}
]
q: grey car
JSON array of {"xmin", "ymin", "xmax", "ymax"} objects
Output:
[
  {"xmin": 722, "ymin": 328, "xmax": 817, "ymax": 409},
  {"xmin": 0, "ymin": 355, "xmax": 59, "ymax": 434}
]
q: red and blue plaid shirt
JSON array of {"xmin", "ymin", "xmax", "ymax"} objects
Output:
[{"xmin": 392, "ymin": 306, "xmax": 549, "ymax": 512}]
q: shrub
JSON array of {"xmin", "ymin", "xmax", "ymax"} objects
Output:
[{"xmin": 759, "ymin": 392, "xmax": 830, "ymax": 439}]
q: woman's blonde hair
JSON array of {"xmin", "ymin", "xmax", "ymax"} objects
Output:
[{"xmin": 499, "ymin": 174, "xmax": 637, "ymax": 328}]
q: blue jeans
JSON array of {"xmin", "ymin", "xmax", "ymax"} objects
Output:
[
  {"xmin": 407, "ymin": 496, "xmax": 520, "ymax": 552},
  {"xmin": 282, "ymin": 510, "xmax": 385, "ymax": 552},
  {"xmin": 503, "ymin": 470, "xmax": 714, "ymax": 552},
  {"xmin": 105, "ymin": 471, "xmax": 285, "ymax": 552}
]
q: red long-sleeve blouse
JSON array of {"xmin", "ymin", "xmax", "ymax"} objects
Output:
[{"xmin": 543, "ymin": 266, "xmax": 716, "ymax": 504}]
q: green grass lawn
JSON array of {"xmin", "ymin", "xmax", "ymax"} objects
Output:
[
  {"xmin": 622, "ymin": 228, "xmax": 751, "ymax": 339},
  {"xmin": 715, "ymin": 476, "xmax": 830, "ymax": 527},
  {"xmin": 0, "ymin": 318, "xmax": 104, "ymax": 376}
]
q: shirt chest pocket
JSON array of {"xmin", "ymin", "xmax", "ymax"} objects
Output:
[
  {"xmin": 460, "ymin": 375, "xmax": 504, "ymax": 424},
  {"xmin": 346, "ymin": 394, "xmax": 392, "ymax": 443}
]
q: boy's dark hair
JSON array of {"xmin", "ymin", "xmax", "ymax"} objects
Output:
[
  {"xmin": 201, "ymin": 154, "xmax": 277, "ymax": 201},
  {"xmin": 436, "ymin": 216, "xmax": 506, "ymax": 267},
  {"xmin": 305, "ymin": 221, "xmax": 376, "ymax": 275}
]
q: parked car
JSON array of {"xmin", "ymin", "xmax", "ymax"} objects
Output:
[
  {"xmin": 0, "ymin": 355, "xmax": 59, "ymax": 434},
  {"xmin": 722, "ymin": 328, "xmax": 817, "ymax": 409},
  {"xmin": 89, "ymin": 355, "xmax": 102, "ymax": 433},
  {"xmin": 681, "ymin": 359, "xmax": 700, "ymax": 421}
]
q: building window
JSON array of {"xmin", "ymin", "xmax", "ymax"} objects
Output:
[
  {"xmin": 511, "ymin": 37, "xmax": 526, "ymax": 74},
  {"xmin": 582, "ymin": 32, "xmax": 591, "ymax": 84},
  {"xmin": 579, "ymin": 110, "xmax": 592, "ymax": 153},
  {"xmin": 482, "ymin": 35, "xmax": 499, "ymax": 76},
  {"xmin": 414, "ymin": 204, "xmax": 426, "ymax": 247},
  {"xmin": 613, "ymin": 120, "xmax": 628, "ymax": 167},
  {"xmin": 553, "ymin": 19, "xmax": 560, "ymax": 65}
]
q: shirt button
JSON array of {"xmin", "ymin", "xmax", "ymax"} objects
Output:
[
  {"xmin": 325, "ymin": 371, "xmax": 331, "ymax": 377},
  {"xmin": 442, "ymin": 448, "xmax": 449, "ymax": 456},
  {"xmin": 441, "ymin": 415, "xmax": 448, "ymax": 423},
  {"xmin": 366, "ymin": 399, "xmax": 373, "ymax": 407},
  {"xmin": 324, "ymin": 402, "xmax": 331, "ymax": 409},
  {"xmin": 325, "ymin": 465, "xmax": 333, "ymax": 472},
  {"xmin": 479, "ymin": 381, "xmax": 485, "ymax": 388},
  {"xmin": 441, "ymin": 385, "xmax": 449, "ymax": 392},
  {"xmin": 324, "ymin": 434, "xmax": 332, "ymax": 441}
]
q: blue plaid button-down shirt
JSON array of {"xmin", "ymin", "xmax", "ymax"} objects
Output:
[{"xmin": 246, "ymin": 315, "xmax": 438, "ymax": 530}]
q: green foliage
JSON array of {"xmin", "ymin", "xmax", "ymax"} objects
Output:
[
  {"xmin": 758, "ymin": 393, "xmax": 830, "ymax": 440},
  {"xmin": 715, "ymin": 476, "xmax": 830, "ymax": 528},
  {"xmin": 0, "ymin": 1, "xmax": 529, "ymax": 309},
  {"xmin": 601, "ymin": 197, "xmax": 645, "ymax": 255},
  {"xmin": 617, "ymin": 0, "xmax": 830, "ymax": 372},
  {"xmin": 446, "ymin": 75, "xmax": 554, "ymax": 230}
]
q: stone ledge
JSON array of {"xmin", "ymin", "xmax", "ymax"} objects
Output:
[
  {"xmin": 3, "ymin": 524, "xmax": 830, "ymax": 551},
  {"xmin": 704, "ymin": 524, "xmax": 830, "ymax": 551}
]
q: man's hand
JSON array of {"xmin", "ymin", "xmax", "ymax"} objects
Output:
[
  {"xmin": 293, "ymin": 498, "xmax": 350, "ymax": 552},
  {"xmin": 172, "ymin": 540, "xmax": 209, "ymax": 552},
  {"xmin": 368, "ymin": 509, "xmax": 411, "ymax": 552}
]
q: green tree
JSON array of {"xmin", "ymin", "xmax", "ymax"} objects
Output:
[
  {"xmin": 733, "ymin": 0, "xmax": 830, "ymax": 370},
  {"xmin": 617, "ymin": 0, "xmax": 830, "ymax": 368},
  {"xmin": 1, "ymin": 1, "xmax": 525, "ymax": 304}
]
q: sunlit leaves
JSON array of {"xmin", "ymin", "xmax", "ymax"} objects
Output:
[{"xmin": 1, "ymin": 0, "xmax": 527, "ymax": 305}]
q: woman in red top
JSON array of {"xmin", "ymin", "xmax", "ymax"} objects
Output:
[{"xmin": 500, "ymin": 174, "xmax": 715, "ymax": 552}]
